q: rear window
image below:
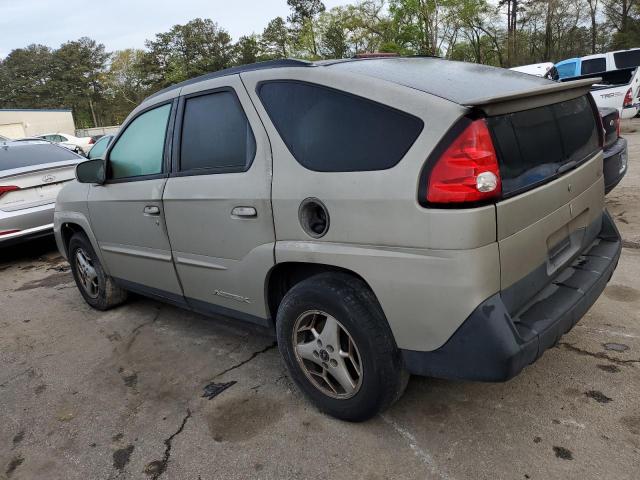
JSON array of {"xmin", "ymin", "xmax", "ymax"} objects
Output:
[
  {"xmin": 581, "ymin": 58, "xmax": 606, "ymax": 75},
  {"xmin": 0, "ymin": 143, "xmax": 79, "ymax": 172},
  {"xmin": 258, "ymin": 81, "xmax": 423, "ymax": 172},
  {"xmin": 614, "ymin": 50, "xmax": 640, "ymax": 69},
  {"xmin": 556, "ymin": 62, "xmax": 577, "ymax": 78},
  {"xmin": 488, "ymin": 95, "xmax": 599, "ymax": 196}
]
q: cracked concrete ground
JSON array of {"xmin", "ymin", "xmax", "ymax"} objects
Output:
[{"xmin": 1, "ymin": 124, "xmax": 640, "ymax": 480}]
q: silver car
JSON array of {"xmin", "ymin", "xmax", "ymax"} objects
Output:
[
  {"xmin": 54, "ymin": 57, "xmax": 621, "ymax": 421},
  {"xmin": 1, "ymin": 140, "xmax": 84, "ymax": 245}
]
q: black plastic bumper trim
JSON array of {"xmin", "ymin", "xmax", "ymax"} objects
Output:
[{"xmin": 401, "ymin": 210, "xmax": 622, "ymax": 382}]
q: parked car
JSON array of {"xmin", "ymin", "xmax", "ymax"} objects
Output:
[
  {"xmin": 86, "ymin": 135, "xmax": 114, "ymax": 160},
  {"xmin": 38, "ymin": 133, "xmax": 94, "ymax": 155},
  {"xmin": 509, "ymin": 62, "xmax": 555, "ymax": 77},
  {"xmin": 54, "ymin": 57, "xmax": 621, "ymax": 421},
  {"xmin": 599, "ymin": 107, "xmax": 628, "ymax": 193},
  {"xmin": 1, "ymin": 140, "xmax": 84, "ymax": 245},
  {"xmin": 556, "ymin": 48, "xmax": 640, "ymax": 79}
]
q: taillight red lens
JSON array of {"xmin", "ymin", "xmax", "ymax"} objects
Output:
[
  {"xmin": 0, "ymin": 229, "xmax": 21, "ymax": 236},
  {"xmin": 426, "ymin": 119, "xmax": 502, "ymax": 204},
  {"xmin": 615, "ymin": 116, "xmax": 621, "ymax": 138},
  {"xmin": 88, "ymin": 137, "xmax": 95, "ymax": 144},
  {"xmin": 0, "ymin": 185, "xmax": 19, "ymax": 198},
  {"xmin": 624, "ymin": 88, "xmax": 633, "ymax": 108}
]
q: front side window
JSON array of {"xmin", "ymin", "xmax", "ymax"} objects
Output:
[
  {"xmin": 88, "ymin": 135, "xmax": 112, "ymax": 159},
  {"xmin": 109, "ymin": 104, "xmax": 171, "ymax": 180},
  {"xmin": 179, "ymin": 90, "xmax": 255, "ymax": 172},
  {"xmin": 258, "ymin": 81, "xmax": 423, "ymax": 172}
]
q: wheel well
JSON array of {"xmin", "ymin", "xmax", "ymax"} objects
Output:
[
  {"xmin": 60, "ymin": 222, "xmax": 85, "ymax": 256},
  {"xmin": 266, "ymin": 262, "xmax": 374, "ymax": 324}
]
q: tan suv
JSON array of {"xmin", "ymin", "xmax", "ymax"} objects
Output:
[{"xmin": 54, "ymin": 57, "xmax": 622, "ymax": 421}]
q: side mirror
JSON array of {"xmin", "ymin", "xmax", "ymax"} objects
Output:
[{"xmin": 76, "ymin": 159, "xmax": 106, "ymax": 184}]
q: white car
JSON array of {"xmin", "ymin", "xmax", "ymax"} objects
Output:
[
  {"xmin": 38, "ymin": 133, "xmax": 93, "ymax": 155},
  {"xmin": 509, "ymin": 62, "xmax": 555, "ymax": 77}
]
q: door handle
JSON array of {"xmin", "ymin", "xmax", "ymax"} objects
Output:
[
  {"xmin": 143, "ymin": 205, "xmax": 161, "ymax": 216},
  {"xmin": 231, "ymin": 206, "xmax": 257, "ymax": 218}
]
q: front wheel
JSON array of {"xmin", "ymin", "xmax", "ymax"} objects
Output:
[
  {"xmin": 276, "ymin": 273, "xmax": 408, "ymax": 421},
  {"xmin": 68, "ymin": 232, "xmax": 128, "ymax": 310}
]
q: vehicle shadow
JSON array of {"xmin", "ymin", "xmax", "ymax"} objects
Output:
[{"xmin": 0, "ymin": 235, "xmax": 60, "ymax": 267}]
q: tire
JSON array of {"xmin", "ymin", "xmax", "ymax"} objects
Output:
[
  {"xmin": 276, "ymin": 273, "xmax": 409, "ymax": 421},
  {"xmin": 68, "ymin": 232, "xmax": 128, "ymax": 310}
]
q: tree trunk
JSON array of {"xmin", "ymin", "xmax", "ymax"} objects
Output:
[{"xmin": 88, "ymin": 97, "xmax": 98, "ymax": 128}]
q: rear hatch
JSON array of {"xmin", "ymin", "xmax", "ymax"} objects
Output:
[
  {"xmin": 0, "ymin": 142, "xmax": 80, "ymax": 214},
  {"xmin": 485, "ymin": 93, "xmax": 604, "ymax": 316}
]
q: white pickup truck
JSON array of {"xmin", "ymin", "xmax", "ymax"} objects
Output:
[
  {"xmin": 512, "ymin": 63, "xmax": 640, "ymax": 119},
  {"xmin": 570, "ymin": 67, "xmax": 640, "ymax": 119}
]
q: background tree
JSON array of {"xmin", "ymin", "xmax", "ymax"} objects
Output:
[{"xmin": 262, "ymin": 17, "xmax": 290, "ymax": 58}]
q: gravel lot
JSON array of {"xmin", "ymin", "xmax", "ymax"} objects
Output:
[{"xmin": 1, "ymin": 122, "xmax": 639, "ymax": 480}]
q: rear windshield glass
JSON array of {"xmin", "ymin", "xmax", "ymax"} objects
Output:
[
  {"xmin": 488, "ymin": 95, "xmax": 599, "ymax": 196},
  {"xmin": 258, "ymin": 81, "xmax": 423, "ymax": 172},
  {"xmin": 614, "ymin": 50, "xmax": 640, "ymax": 69},
  {"xmin": 0, "ymin": 142, "xmax": 79, "ymax": 172},
  {"xmin": 581, "ymin": 58, "xmax": 606, "ymax": 75}
]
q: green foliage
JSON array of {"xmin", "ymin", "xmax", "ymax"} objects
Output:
[{"xmin": 2, "ymin": 0, "xmax": 640, "ymax": 129}]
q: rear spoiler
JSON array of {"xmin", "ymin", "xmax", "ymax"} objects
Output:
[{"xmin": 465, "ymin": 78, "xmax": 599, "ymax": 116}]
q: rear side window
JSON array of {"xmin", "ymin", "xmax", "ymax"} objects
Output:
[
  {"xmin": 109, "ymin": 104, "xmax": 171, "ymax": 180},
  {"xmin": 614, "ymin": 50, "xmax": 640, "ymax": 69},
  {"xmin": 258, "ymin": 81, "xmax": 423, "ymax": 172},
  {"xmin": 581, "ymin": 58, "xmax": 606, "ymax": 75},
  {"xmin": 179, "ymin": 90, "xmax": 256, "ymax": 172},
  {"xmin": 488, "ymin": 95, "xmax": 599, "ymax": 196}
]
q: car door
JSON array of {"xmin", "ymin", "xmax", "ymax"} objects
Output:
[
  {"xmin": 162, "ymin": 75, "xmax": 275, "ymax": 325},
  {"xmin": 87, "ymin": 100, "xmax": 184, "ymax": 300}
]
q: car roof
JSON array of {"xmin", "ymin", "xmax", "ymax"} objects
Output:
[
  {"xmin": 143, "ymin": 56, "xmax": 551, "ymax": 107},
  {"xmin": 324, "ymin": 57, "xmax": 551, "ymax": 105}
]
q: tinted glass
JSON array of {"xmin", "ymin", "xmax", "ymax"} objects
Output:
[
  {"xmin": 258, "ymin": 81, "xmax": 423, "ymax": 172},
  {"xmin": 109, "ymin": 104, "xmax": 171, "ymax": 179},
  {"xmin": 88, "ymin": 135, "xmax": 112, "ymax": 159},
  {"xmin": 180, "ymin": 91, "xmax": 256, "ymax": 172},
  {"xmin": 59, "ymin": 135, "xmax": 69, "ymax": 141},
  {"xmin": 0, "ymin": 143, "xmax": 80, "ymax": 171},
  {"xmin": 581, "ymin": 58, "xmax": 606, "ymax": 75},
  {"xmin": 614, "ymin": 50, "xmax": 640, "ymax": 69},
  {"xmin": 488, "ymin": 95, "xmax": 598, "ymax": 196},
  {"xmin": 556, "ymin": 62, "xmax": 577, "ymax": 78}
]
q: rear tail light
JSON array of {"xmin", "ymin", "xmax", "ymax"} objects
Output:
[
  {"xmin": 88, "ymin": 137, "xmax": 95, "ymax": 144},
  {"xmin": 623, "ymin": 88, "xmax": 633, "ymax": 108},
  {"xmin": 424, "ymin": 119, "xmax": 502, "ymax": 205},
  {"xmin": 0, "ymin": 185, "xmax": 19, "ymax": 198},
  {"xmin": 615, "ymin": 115, "xmax": 621, "ymax": 138},
  {"xmin": 596, "ymin": 112, "xmax": 605, "ymax": 147},
  {"xmin": 0, "ymin": 229, "xmax": 21, "ymax": 237}
]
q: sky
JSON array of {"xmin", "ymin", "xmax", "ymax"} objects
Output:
[{"xmin": 0, "ymin": 0, "xmax": 346, "ymax": 58}]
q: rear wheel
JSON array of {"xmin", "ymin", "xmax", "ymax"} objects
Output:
[
  {"xmin": 68, "ymin": 233, "xmax": 127, "ymax": 310},
  {"xmin": 276, "ymin": 273, "xmax": 408, "ymax": 421}
]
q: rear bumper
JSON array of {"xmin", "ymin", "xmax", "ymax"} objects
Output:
[
  {"xmin": 0, "ymin": 202, "xmax": 55, "ymax": 246},
  {"xmin": 402, "ymin": 210, "xmax": 621, "ymax": 382},
  {"xmin": 603, "ymin": 137, "xmax": 628, "ymax": 194}
]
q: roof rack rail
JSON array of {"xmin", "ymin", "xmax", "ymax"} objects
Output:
[{"xmin": 145, "ymin": 58, "xmax": 313, "ymax": 102}]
